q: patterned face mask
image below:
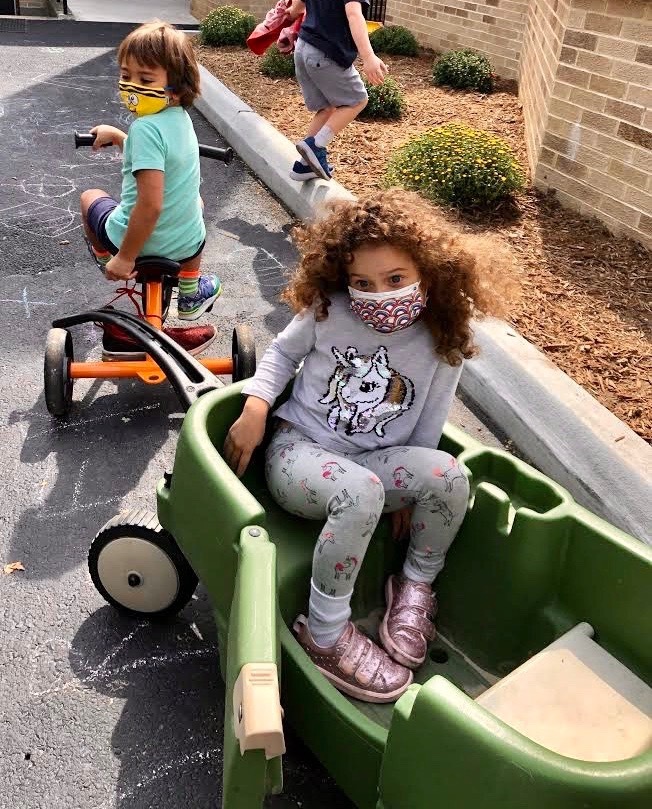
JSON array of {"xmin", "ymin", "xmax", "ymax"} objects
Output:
[
  {"xmin": 348, "ymin": 281, "xmax": 426, "ymax": 333},
  {"xmin": 118, "ymin": 80, "xmax": 173, "ymax": 116}
]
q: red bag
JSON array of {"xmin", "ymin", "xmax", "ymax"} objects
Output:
[{"xmin": 247, "ymin": 0, "xmax": 291, "ymax": 56}]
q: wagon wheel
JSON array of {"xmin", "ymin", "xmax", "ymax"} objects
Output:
[
  {"xmin": 44, "ymin": 327, "xmax": 74, "ymax": 417},
  {"xmin": 231, "ymin": 324, "xmax": 256, "ymax": 382},
  {"xmin": 88, "ymin": 510, "xmax": 198, "ymax": 620}
]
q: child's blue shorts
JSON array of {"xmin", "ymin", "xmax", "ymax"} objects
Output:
[{"xmin": 86, "ymin": 196, "xmax": 205, "ymax": 263}]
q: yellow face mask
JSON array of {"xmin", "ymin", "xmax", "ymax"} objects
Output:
[{"xmin": 118, "ymin": 80, "xmax": 172, "ymax": 116}]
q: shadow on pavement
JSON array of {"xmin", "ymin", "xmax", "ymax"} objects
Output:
[
  {"xmin": 7, "ymin": 384, "xmax": 181, "ymax": 579},
  {"xmin": 70, "ymin": 602, "xmax": 352, "ymax": 808}
]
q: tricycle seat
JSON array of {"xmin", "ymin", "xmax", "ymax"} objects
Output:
[{"xmin": 134, "ymin": 255, "xmax": 181, "ymax": 283}]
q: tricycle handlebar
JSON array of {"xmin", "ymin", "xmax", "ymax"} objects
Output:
[{"xmin": 73, "ymin": 131, "xmax": 234, "ymax": 163}]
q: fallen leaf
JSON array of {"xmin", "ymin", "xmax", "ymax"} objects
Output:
[{"xmin": 3, "ymin": 562, "xmax": 25, "ymax": 574}]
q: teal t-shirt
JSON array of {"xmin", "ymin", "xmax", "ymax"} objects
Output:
[{"xmin": 106, "ymin": 106, "xmax": 206, "ymax": 260}]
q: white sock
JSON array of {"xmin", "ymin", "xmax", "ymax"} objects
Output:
[
  {"xmin": 299, "ymin": 156, "xmax": 309, "ymax": 165},
  {"xmin": 314, "ymin": 125, "xmax": 334, "ymax": 149},
  {"xmin": 308, "ymin": 579, "xmax": 351, "ymax": 647}
]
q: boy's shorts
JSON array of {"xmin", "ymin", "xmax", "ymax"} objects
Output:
[
  {"xmin": 87, "ymin": 196, "xmax": 120, "ymax": 255},
  {"xmin": 294, "ymin": 38, "xmax": 368, "ymax": 112},
  {"xmin": 86, "ymin": 196, "xmax": 205, "ymax": 263}
]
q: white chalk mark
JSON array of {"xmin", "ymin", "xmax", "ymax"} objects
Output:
[
  {"xmin": 71, "ymin": 458, "xmax": 89, "ymax": 506},
  {"xmin": 38, "ymin": 496, "xmax": 122, "ymax": 520},
  {"xmin": 190, "ymin": 622, "xmax": 204, "ymax": 641},
  {"xmin": 93, "ymin": 746, "xmax": 222, "ymax": 809},
  {"xmin": 0, "ymin": 201, "xmax": 80, "ymax": 238},
  {"xmin": 0, "ymin": 290, "xmax": 55, "ymax": 318},
  {"xmin": 28, "ymin": 402, "xmax": 161, "ymax": 440}
]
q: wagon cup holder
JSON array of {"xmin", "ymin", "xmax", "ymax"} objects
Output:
[{"xmin": 457, "ymin": 446, "xmax": 571, "ymax": 534}]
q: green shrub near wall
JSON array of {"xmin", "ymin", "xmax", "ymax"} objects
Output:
[
  {"xmin": 360, "ymin": 77, "xmax": 406, "ymax": 120},
  {"xmin": 260, "ymin": 45, "xmax": 296, "ymax": 78},
  {"xmin": 433, "ymin": 49, "xmax": 494, "ymax": 93},
  {"xmin": 200, "ymin": 5, "xmax": 256, "ymax": 46},
  {"xmin": 385, "ymin": 122, "xmax": 525, "ymax": 207},
  {"xmin": 369, "ymin": 25, "xmax": 419, "ymax": 57}
]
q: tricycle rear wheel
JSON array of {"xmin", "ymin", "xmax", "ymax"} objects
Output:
[
  {"xmin": 44, "ymin": 327, "xmax": 74, "ymax": 417},
  {"xmin": 88, "ymin": 510, "xmax": 197, "ymax": 620},
  {"xmin": 231, "ymin": 324, "xmax": 256, "ymax": 381}
]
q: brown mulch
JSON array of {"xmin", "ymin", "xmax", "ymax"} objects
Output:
[{"xmin": 196, "ymin": 44, "xmax": 652, "ymax": 443}]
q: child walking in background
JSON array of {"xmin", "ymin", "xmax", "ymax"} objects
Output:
[
  {"xmin": 224, "ymin": 190, "xmax": 517, "ymax": 703},
  {"xmin": 80, "ymin": 20, "xmax": 221, "ymax": 360},
  {"xmin": 287, "ymin": 0, "xmax": 388, "ymax": 181}
]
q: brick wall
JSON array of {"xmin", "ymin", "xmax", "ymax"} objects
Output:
[
  {"xmin": 191, "ymin": 0, "xmax": 270, "ymax": 22},
  {"xmin": 525, "ymin": 0, "xmax": 651, "ymax": 246},
  {"xmin": 519, "ymin": 1, "xmax": 571, "ymax": 174},
  {"xmin": 385, "ymin": 1, "xmax": 530, "ymax": 79}
]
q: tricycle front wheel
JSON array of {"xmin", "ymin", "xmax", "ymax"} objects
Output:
[
  {"xmin": 88, "ymin": 510, "xmax": 197, "ymax": 619},
  {"xmin": 231, "ymin": 324, "xmax": 256, "ymax": 382},
  {"xmin": 44, "ymin": 327, "xmax": 74, "ymax": 417}
]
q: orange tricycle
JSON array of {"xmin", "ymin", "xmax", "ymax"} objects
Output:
[{"xmin": 43, "ymin": 132, "xmax": 256, "ymax": 418}]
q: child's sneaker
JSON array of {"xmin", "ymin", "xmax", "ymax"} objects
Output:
[
  {"xmin": 84, "ymin": 235, "xmax": 111, "ymax": 271},
  {"xmin": 177, "ymin": 274, "xmax": 222, "ymax": 321},
  {"xmin": 289, "ymin": 160, "xmax": 334, "ymax": 182},
  {"xmin": 379, "ymin": 574, "xmax": 437, "ymax": 669},
  {"xmin": 293, "ymin": 615, "xmax": 412, "ymax": 703},
  {"xmin": 289, "ymin": 160, "xmax": 319, "ymax": 181},
  {"xmin": 296, "ymin": 136, "xmax": 332, "ymax": 181},
  {"xmin": 102, "ymin": 323, "xmax": 216, "ymax": 361}
]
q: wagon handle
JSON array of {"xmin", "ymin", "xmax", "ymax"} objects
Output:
[{"xmin": 233, "ymin": 662, "xmax": 285, "ymax": 760}]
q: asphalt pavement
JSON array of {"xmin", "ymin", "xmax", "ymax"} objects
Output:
[{"xmin": 0, "ymin": 21, "xmax": 507, "ymax": 809}]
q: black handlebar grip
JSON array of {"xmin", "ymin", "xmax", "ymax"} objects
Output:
[
  {"xmin": 74, "ymin": 131, "xmax": 97, "ymax": 148},
  {"xmin": 198, "ymin": 144, "xmax": 234, "ymax": 164}
]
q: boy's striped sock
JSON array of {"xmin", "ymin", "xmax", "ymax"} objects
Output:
[{"xmin": 178, "ymin": 269, "xmax": 200, "ymax": 297}]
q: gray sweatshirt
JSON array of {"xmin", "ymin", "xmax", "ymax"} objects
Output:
[{"xmin": 242, "ymin": 293, "xmax": 463, "ymax": 454}]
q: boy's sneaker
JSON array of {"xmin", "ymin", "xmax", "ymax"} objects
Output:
[
  {"xmin": 290, "ymin": 160, "xmax": 319, "ymax": 181},
  {"xmin": 289, "ymin": 160, "xmax": 334, "ymax": 182},
  {"xmin": 101, "ymin": 323, "xmax": 216, "ymax": 361},
  {"xmin": 84, "ymin": 235, "xmax": 111, "ymax": 271},
  {"xmin": 177, "ymin": 274, "xmax": 222, "ymax": 321},
  {"xmin": 296, "ymin": 137, "xmax": 332, "ymax": 181}
]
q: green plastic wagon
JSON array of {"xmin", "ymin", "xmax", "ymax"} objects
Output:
[{"xmin": 89, "ymin": 381, "xmax": 652, "ymax": 808}]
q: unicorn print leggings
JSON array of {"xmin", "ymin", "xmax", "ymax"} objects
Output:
[{"xmin": 265, "ymin": 423, "xmax": 470, "ymax": 598}]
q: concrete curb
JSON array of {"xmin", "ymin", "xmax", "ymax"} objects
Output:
[{"xmin": 195, "ymin": 65, "xmax": 652, "ymax": 543}]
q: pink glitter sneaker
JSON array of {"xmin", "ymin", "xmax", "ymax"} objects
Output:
[
  {"xmin": 379, "ymin": 575, "xmax": 437, "ymax": 669},
  {"xmin": 293, "ymin": 615, "xmax": 413, "ymax": 704}
]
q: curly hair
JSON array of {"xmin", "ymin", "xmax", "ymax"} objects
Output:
[{"xmin": 283, "ymin": 189, "xmax": 518, "ymax": 365}]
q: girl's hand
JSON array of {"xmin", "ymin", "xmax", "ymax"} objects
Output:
[
  {"xmin": 223, "ymin": 396, "xmax": 270, "ymax": 477},
  {"xmin": 362, "ymin": 54, "xmax": 388, "ymax": 86},
  {"xmin": 105, "ymin": 253, "xmax": 137, "ymax": 281},
  {"xmin": 391, "ymin": 506, "xmax": 412, "ymax": 541},
  {"xmin": 90, "ymin": 125, "xmax": 126, "ymax": 150}
]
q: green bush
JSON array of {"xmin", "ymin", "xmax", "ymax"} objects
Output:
[
  {"xmin": 260, "ymin": 45, "xmax": 296, "ymax": 78},
  {"xmin": 369, "ymin": 25, "xmax": 419, "ymax": 57},
  {"xmin": 432, "ymin": 49, "xmax": 494, "ymax": 93},
  {"xmin": 385, "ymin": 122, "xmax": 525, "ymax": 207},
  {"xmin": 199, "ymin": 5, "xmax": 256, "ymax": 47},
  {"xmin": 360, "ymin": 77, "xmax": 406, "ymax": 120}
]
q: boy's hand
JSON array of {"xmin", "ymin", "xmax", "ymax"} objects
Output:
[
  {"xmin": 223, "ymin": 396, "xmax": 270, "ymax": 478},
  {"xmin": 105, "ymin": 253, "xmax": 137, "ymax": 281},
  {"xmin": 362, "ymin": 54, "xmax": 389, "ymax": 85},
  {"xmin": 90, "ymin": 125, "xmax": 127, "ymax": 150}
]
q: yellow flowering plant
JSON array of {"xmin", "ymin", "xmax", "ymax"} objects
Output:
[{"xmin": 384, "ymin": 122, "xmax": 525, "ymax": 207}]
